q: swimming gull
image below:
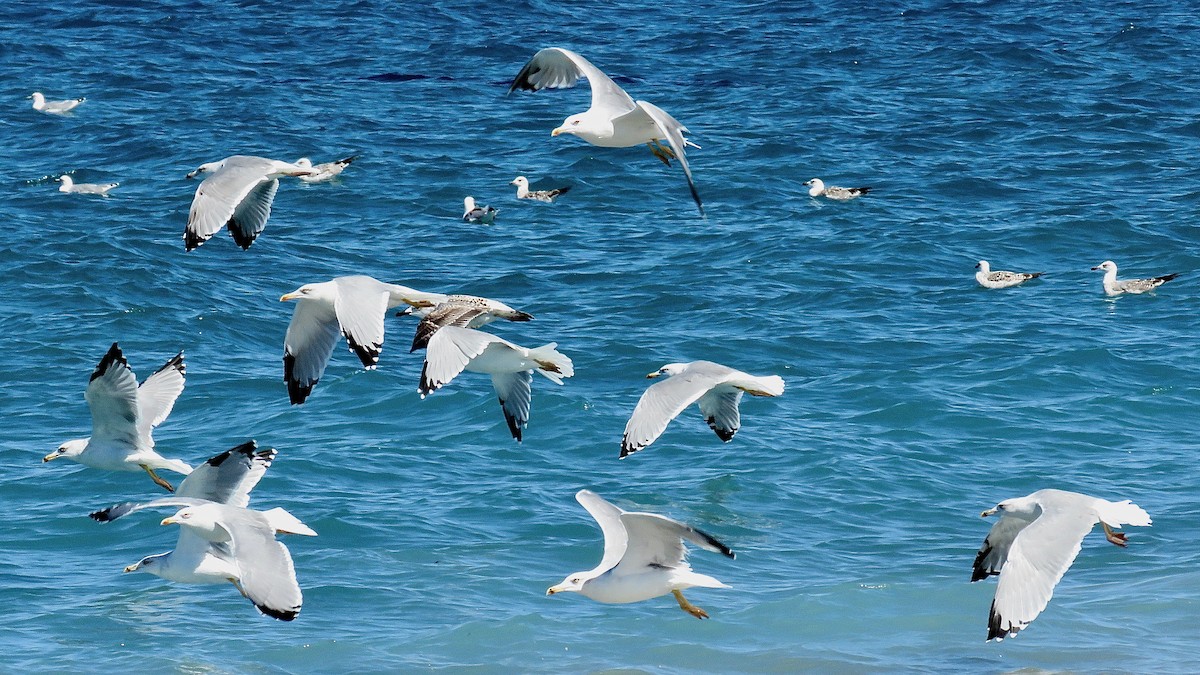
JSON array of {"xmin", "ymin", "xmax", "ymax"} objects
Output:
[
  {"xmin": 973, "ymin": 488, "xmax": 1151, "ymax": 641},
  {"xmin": 408, "ymin": 295, "xmax": 533, "ymax": 352},
  {"xmin": 280, "ymin": 275, "xmax": 447, "ymax": 404},
  {"xmin": 184, "ymin": 155, "xmax": 318, "ymax": 251},
  {"xmin": 547, "ymin": 489, "xmax": 734, "ymax": 619},
  {"xmin": 418, "ymin": 326, "xmax": 573, "ymax": 441},
  {"xmin": 463, "ymin": 196, "xmax": 498, "ymax": 225},
  {"xmin": 510, "ymin": 175, "xmax": 571, "ymax": 202},
  {"xmin": 294, "ymin": 155, "xmax": 358, "ymax": 183},
  {"xmin": 58, "ymin": 175, "xmax": 118, "ymax": 196},
  {"xmin": 621, "ymin": 360, "xmax": 785, "ymax": 458},
  {"xmin": 508, "ymin": 47, "xmax": 704, "ymax": 215},
  {"xmin": 975, "ymin": 260, "xmax": 1043, "ymax": 289},
  {"xmin": 804, "ymin": 178, "xmax": 871, "ymax": 200},
  {"xmin": 45, "ymin": 343, "xmax": 191, "ymax": 492},
  {"xmin": 1091, "ymin": 260, "xmax": 1178, "ymax": 296},
  {"xmin": 31, "ymin": 91, "xmax": 84, "ymax": 114}
]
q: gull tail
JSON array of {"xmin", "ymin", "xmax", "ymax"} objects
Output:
[
  {"xmin": 1097, "ymin": 499, "xmax": 1151, "ymax": 528},
  {"xmin": 1154, "ymin": 273, "xmax": 1180, "ymax": 284},
  {"xmin": 263, "ymin": 507, "xmax": 318, "ymax": 536},
  {"xmin": 156, "ymin": 458, "xmax": 193, "ymax": 475},
  {"xmin": 675, "ymin": 570, "xmax": 730, "ymax": 590},
  {"xmin": 528, "ymin": 343, "xmax": 574, "ymax": 384},
  {"xmin": 740, "ymin": 375, "xmax": 785, "ymax": 397}
]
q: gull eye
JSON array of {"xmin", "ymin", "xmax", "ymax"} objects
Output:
[{"xmin": 571, "ymin": 120, "xmax": 580, "ymax": 126}]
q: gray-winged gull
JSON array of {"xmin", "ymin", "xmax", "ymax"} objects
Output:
[
  {"xmin": 294, "ymin": 155, "xmax": 358, "ymax": 183},
  {"xmin": 45, "ymin": 343, "xmax": 191, "ymax": 492},
  {"xmin": 418, "ymin": 326, "xmax": 573, "ymax": 441},
  {"xmin": 547, "ymin": 489, "xmax": 735, "ymax": 619},
  {"xmin": 510, "ymin": 176, "xmax": 571, "ymax": 202},
  {"xmin": 508, "ymin": 47, "xmax": 704, "ymax": 215},
  {"xmin": 58, "ymin": 175, "xmax": 118, "ymax": 196},
  {"xmin": 407, "ymin": 294, "xmax": 533, "ymax": 352},
  {"xmin": 973, "ymin": 488, "xmax": 1151, "ymax": 641},
  {"xmin": 975, "ymin": 260, "xmax": 1043, "ymax": 289},
  {"xmin": 1091, "ymin": 260, "xmax": 1178, "ymax": 296},
  {"xmin": 184, "ymin": 155, "xmax": 317, "ymax": 251},
  {"xmin": 621, "ymin": 360, "xmax": 785, "ymax": 458},
  {"xmin": 31, "ymin": 91, "xmax": 84, "ymax": 114},
  {"xmin": 804, "ymin": 178, "xmax": 871, "ymax": 200},
  {"xmin": 463, "ymin": 196, "xmax": 498, "ymax": 224}
]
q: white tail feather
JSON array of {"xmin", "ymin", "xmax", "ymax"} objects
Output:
[
  {"xmin": 1098, "ymin": 499, "xmax": 1151, "ymax": 528},
  {"xmin": 263, "ymin": 507, "xmax": 318, "ymax": 536},
  {"xmin": 528, "ymin": 343, "xmax": 574, "ymax": 384}
]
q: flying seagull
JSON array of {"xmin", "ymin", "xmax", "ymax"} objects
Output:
[
  {"xmin": 547, "ymin": 489, "xmax": 735, "ymax": 619},
  {"xmin": 407, "ymin": 294, "xmax": 533, "ymax": 352},
  {"xmin": 621, "ymin": 360, "xmax": 785, "ymax": 458},
  {"xmin": 1091, "ymin": 260, "xmax": 1178, "ymax": 296},
  {"xmin": 975, "ymin": 260, "xmax": 1043, "ymax": 289},
  {"xmin": 973, "ymin": 488, "xmax": 1151, "ymax": 641},
  {"xmin": 45, "ymin": 343, "xmax": 191, "ymax": 492},
  {"xmin": 511, "ymin": 175, "xmax": 571, "ymax": 202},
  {"xmin": 508, "ymin": 47, "xmax": 704, "ymax": 215},
  {"xmin": 184, "ymin": 155, "xmax": 317, "ymax": 251}
]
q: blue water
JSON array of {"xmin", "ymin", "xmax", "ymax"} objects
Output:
[{"xmin": 2, "ymin": 0, "xmax": 1199, "ymax": 672}]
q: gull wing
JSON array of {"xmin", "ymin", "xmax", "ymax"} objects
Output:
[
  {"xmin": 85, "ymin": 343, "xmax": 141, "ymax": 448},
  {"xmin": 89, "ymin": 496, "xmax": 211, "ymax": 523},
  {"xmin": 135, "ymin": 351, "xmax": 186, "ymax": 440},
  {"xmin": 633, "ymin": 100, "xmax": 704, "ymax": 215},
  {"xmin": 185, "ymin": 157, "xmax": 275, "ymax": 251},
  {"xmin": 176, "ymin": 441, "xmax": 275, "ymax": 508},
  {"xmin": 491, "ymin": 370, "xmax": 533, "ymax": 442},
  {"xmin": 220, "ymin": 506, "xmax": 303, "ymax": 621},
  {"xmin": 620, "ymin": 368, "xmax": 723, "ymax": 458},
  {"xmin": 226, "ymin": 178, "xmax": 279, "ymax": 250},
  {"xmin": 283, "ymin": 298, "xmax": 341, "ymax": 405},
  {"xmin": 411, "ymin": 304, "xmax": 489, "ymax": 352},
  {"xmin": 986, "ymin": 502, "xmax": 1097, "ymax": 641},
  {"xmin": 575, "ymin": 490, "xmax": 629, "ymax": 577},
  {"xmin": 333, "ymin": 279, "xmax": 390, "ymax": 368},
  {"xmin": 697, "ymin": 387, "xmax": 743, "ymax": 442},
  {"xmin": 509, "ymin": 47, "xmax": 636, "ymax": 116},
  {"xmin": 419, "ymin": 326, "xmax": 503, "ymax": 396},
  {"xmin": 971, "ymin": 513, "xmax": 1033, "ymax": 582},
  {"xmin": 614, "ymin": 511, "xmax": 733, "ymax": 576}
]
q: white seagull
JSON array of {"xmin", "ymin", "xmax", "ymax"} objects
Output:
[
  {"xmin": 407, "ymin": 294, "xmax": 533, "ymax": 352},
  {"xmin": 31, "ymin": 91, "xmax": 84, "ymax": 114},
  {"xmin": 294, "ymin": 155, "xmax": 358, "ymax": 183},
  {"xmin": 463, "ymin": 196, "xmax": 498, "ymax": 225},
  {"xmin": 184, "ymin": 155, "xmax": 317, "ymax": 251},
  {"xmin": 280, "ymin": 275, "xmax": 446, "ymax": 404},
  {"xmin": 58, "ymin": 175, "xmax": 118, "ymax": 196},
  {"xmin": 508, "ymin": 47, "xmax": 704, "ymax": 215},
  {"xmin": 418, "ymin": 326, "xmax": 573, "ymax": 441},
  {"xmin": 621, "ymin": 361, "xmax": 785, "ymax": 458},
  {"xmin": 1091, "ymin": 260, "xmax": 1178, "ymax": 296},
  {"xmin": 45, "ymin": 343, "xmax": 191, "ymax": 492},
  {"xmin": 975, "ymin": 260, "xmax": 1043, "ymax": 289},
  {"xmin": 510, "ymin": 175, "xmax": 571, "ymax": 202},
  {"xmin": 973, "ymin": 489, "xmax": 1151, "ymax": 641},
  {"xmin": 804, "ymin": 178, "xmax": 871, "ymax": 200},
  {"xmin": 547, "ymin": 490, "xmax": 735, "ymax": 619}
]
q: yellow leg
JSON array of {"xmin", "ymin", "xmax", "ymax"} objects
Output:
[
  {"xmin": 647, "ymin": 141, "xmax": 674, "ymax": 166},
  {"xmin": 141, "ymin": 465, "xmax": 175, "ymax": 492},
  {"xmin": 672, "ymin": 589, "xmax": 709, "ymax": 619},
  {"xmin": 1102, "ymin": 522, "xmax": 1128, "ymax": 547}
]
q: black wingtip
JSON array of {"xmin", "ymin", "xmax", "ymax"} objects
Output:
[
  {"xmin": 986, "ymin": 599, "xmax": 1014, "ymax": 641},
  {"xmin": 511, "ymin": 311, "xmax": 534, "ymax": 322},
  {"xmin": 1158, "ymin": 273, "xmax": 1180, "ymax": 283},
  {"xmin": 228, "ymin": 218, "xmax": 257, "ymax": 250},
  {"xmin": 499, "ymin": 397, "xmax": 524, "ymax": 442},
  {"xmin": 256, "ymin": 603, "xmax": 300, "ymax": 621},
  {"xmin": 283, "ymin": 352, "xmax": 314, "ymax": 405},
  {"xmin": 693, "ymin": 525, "xmax": 736, "ymax": 559},
  {"xmin": 345, "ymin": 336, "xmax": 382, "ymax": 369},
  {"xmin": 91, "ymin": 343, "xmax": 127, "ymax": 382},
  {"xmin": 89, "ymin": 501, "xmax": 136, "ymax": 523},
  {"xmin": 183, "ymin": 230, "xmax": 206, "ymax": 252}
]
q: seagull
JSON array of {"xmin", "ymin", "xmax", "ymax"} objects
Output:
[
  {"xmin": 418, "ymin": 326, "xmax": 573, "ymax": 441},
  {"xmin": 803, "ymin": 178, "xmax": 871, "ymax": 200},
  {"xmin": 184, "ymin": 155, "xmax": 318, "ymax": 251},
  {"xmin": 407, "ymin": 295, "xmax": 533, "ymax": 352},
  {"xmin": 1091, "ymin": 260, "xmax": 1179, "ymax": 296},
  {"xmin": 280, "ymin": 275, "xmax": 447, "ymax": 404},
  {"xmin": 973, "ymin": 489, "xmax": 1151, "ymax": 642},
  {"xmin": 463, "ymin": 196, "xmax": 498, "ymax": 225},
  {"xmin": 621, "ymin": 361, "xmax": 785, "ymax": 458},
  {"xmin": 510, "ymin": 176, "xmax": 571, "ymax": 202},
  {"xmin": 547, "ymin": 490, "xmax": 735, "ymax": 619},
  {"xmin": 508, "ymin": 47, "xmax": 704, "ymax": 216},
  {"xmin": 31, "ymin": 91, "xmax": 84, "ymax": 114},
  {"xmin": 45, "ymin": 343, "xmax": 192, "ymax": 492},
  {"xmin": 58, "ymin": 175, "xmax": 118, "ymax": 196},
  {"xmin": 294, "ymin": 155, "xmax": 358, "ymax": 183},
  {"xmin": 91, "ymin": 450, "xmax": 316, "ymax": 623},
  {"xmin": 975, "ymin": 260, "xmax": 1043, "ymax": 289}
]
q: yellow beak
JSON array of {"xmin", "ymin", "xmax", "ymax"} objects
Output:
[
  {"xmin": 280, "ymin": 292, "xmax": 301, "ymax": 302},
  {"xmin": 646, "ymin": 371, "xmax": 662, "ymax": 379},
  {"xmin": 123, "ymin": 564, "xmax": 138, "ymax": 573},
  {"xmin": 161, "ymin": 517, "xmax": 177, "ymax": 526},
  {"xmin": 42, "ymin": 452, "xmax": 59, "ymax": 462},
  {"xmin": 546, "ymin": 586, "xmax": 561, "ymax": 596},
  {"xmin": 980, "ymin": 508, "xmax": 997, "ymax": 518},
  {"xmin": 551, "ymin": 126, "xmax": 564, "ymax": 137}
]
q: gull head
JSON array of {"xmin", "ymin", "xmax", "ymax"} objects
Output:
[
  {"xmin": 463, "ymin": 196, "xmax": 477, "ymax": 212},
  {"xmin": 510, "ymin": 176, "xmax": 529, "ymax": 188},
  {"xmin": 547, "ymin": 574, "xmax": 587, "ymax": 596},
  {"xmin": 281, "ymin": 283, "xmax": 331, "ymax": 303},
  {"xmin": 186, "ymin": 161, "xmax": 223, "ymax": 180},
  {"xmin": 161, "ymin": 506, "xmax": 225, "ymax": 539},
  {"xmin": 44, "ymin": 439, "xmax": 87, "ymax": 463},
  {"xmin": 1092, "ymin": 260, "xmax": 1117, "ymax": 273},
  {"xmin": 124, "ymin": 554, "xmax": 164, "ymax": 574},
  {"xmin": 647, "ymin": 363, "xmax": 688, "ymax": 379},
  {"xmin": 551, "ymin": 114, "xmax": 587, "ymax": 138},
  {"xmin": 803, "ymin": 178, "xmax": 825, "ymax": 196},
  {"xmin": 981, "ymin": 496, "xmax": 1040, "ymax": 519},
  {"xmin": 976, "ymin": 260, "xmax": 989, "ymax": 272},
  {"xmin": 30, "ymin": 92, "xmax": 44, "ymax": 107},
  {"xmin": 58, "ymin": 175, "xmax": 74, "ymax": 190}
]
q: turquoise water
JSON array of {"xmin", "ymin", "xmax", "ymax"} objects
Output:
[{"xmin": 3, "ymin": 1, "xmax": 1200, "ymax": 672}]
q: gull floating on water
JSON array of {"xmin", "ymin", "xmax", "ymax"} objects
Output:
[
  {"xmin": 975, "ymin": 260, "xmax": 1043, "ymax": 289},
  {"xmin": 463, "ymin": 196, "xmax": 498, "ymax": 224},
  {"xmin": 280, "ymin": 275, "xmax": 446, "ymax": 404},
  {"xmin": 31, "ymin": 91, "xmax": 84, "ymax": 114},
  {"xmin": 184, "ymin": 155, "xmax": 317, "ymax": 251},
  {"xmin": 547, "ymin": 490, "xmax": 734, "ymax": 619},
  {"xmin": 804, "ymin": 178, "xmax": 871, "ymax": 200},
  {"xmin": 1091, "ymin": 260, "xmax": 1178, "ymax": 296},
  {"xmin": 621, "ymin": 361, "xmax": 785, "ymax": 458},
  {"xmin": 58, "ymin": 175, "xmax": 118, "ymax": 196},
  {"xmin": 418, "ymin": 326, "xmax": 573, "ymax": 441},
  {"xmin": 973, "ymin": 488, "xmax": 1151, "ymax": 642},
  {"xmin": 294, "ymin": 155, "xmax": 358, "ymax": 183},
  {"xmin": 45, "ymin": 343, "xmax": 191, "ymax": 492},
  {"xmin": 508, "ymin": 47, "xmax": 704, "ymax": 215},
  {"xmin": 90, "ymin": 443, "xmax": 316, "ymax": 622},
  {"xmin": 510, "ymin": 175, "xmax": 571, "ymax": 202},
  {"xmin": 407, "ymin": 294, "xmax": 533, "ymax": 352}
]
